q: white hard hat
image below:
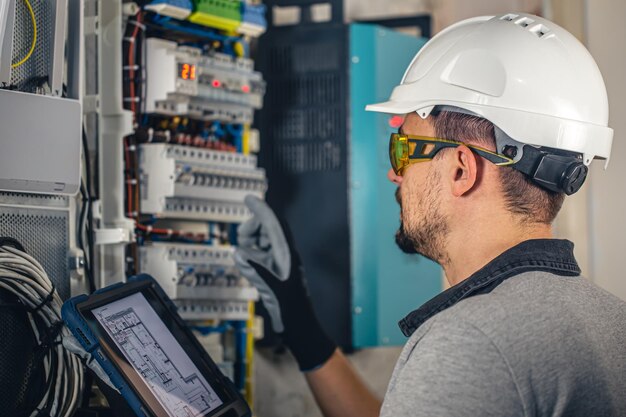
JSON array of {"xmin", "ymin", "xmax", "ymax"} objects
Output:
[{"xmin": 366, "ymin": 13, "xmax": 613, "ymax": 167}]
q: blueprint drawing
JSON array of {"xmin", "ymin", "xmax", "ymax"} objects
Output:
[{"xmin": 93, "ymin": 292, "xmax": 223, "ymax": 417}]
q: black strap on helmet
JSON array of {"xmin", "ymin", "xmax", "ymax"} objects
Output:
[{"xmin": 510, "ymin": 145, "xmax": 588, "ymax": 195}]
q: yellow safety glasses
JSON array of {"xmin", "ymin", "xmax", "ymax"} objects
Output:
[{"xmin": 389, "ymin": 133, "xmax": 515, "ymax": 176}]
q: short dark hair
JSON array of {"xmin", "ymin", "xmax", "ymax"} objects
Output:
[{"xmin": 431, "ymin": 111, "xmax": 565, "ymax": 224}]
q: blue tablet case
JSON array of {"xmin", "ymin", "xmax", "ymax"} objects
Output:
[{"xmin": 62, "ymin": 274, "xmax": 250, "ymax": 417}]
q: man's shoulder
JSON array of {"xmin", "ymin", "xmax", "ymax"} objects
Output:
[
  {"xmin": 414, "ymin": 270, "xmax": 626, "ymax": 382},
  {"xmin": 408, "ymin": 271, "xmax": 626, "ymax": 367},
  {"xmin": 436, "ymin": 271, "xmax": 626, "ymax": 332},
  {"xmin": 385, "ymin": 271, "xmax": 626, "ymax": 416}
]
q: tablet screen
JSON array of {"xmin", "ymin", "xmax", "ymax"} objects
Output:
[{"xmin": 92, "ymin": 292, "xmax": 223, "ymax": 416}]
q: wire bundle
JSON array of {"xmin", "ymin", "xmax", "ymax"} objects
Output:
[
  {"xmin": 0, "ymin": 242, "xmax": 83, "ymax": 417},
  {"xmin": 79, "ymin": 127, "xmax": 97, "ymax": 293}
]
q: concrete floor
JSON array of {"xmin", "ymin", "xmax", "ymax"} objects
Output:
[{"xmin": 254, "ymin": 346, "xmax": 402, "ymax": 417}]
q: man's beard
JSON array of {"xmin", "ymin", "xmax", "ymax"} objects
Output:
[{"xmin": 395, "ymin": 171, "xmax": 450, "ymax": 265}]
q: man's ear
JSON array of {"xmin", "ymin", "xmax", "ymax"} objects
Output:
[{"xmin": 447, "ymin": 145, "xmax": 478, "ymax": 197}]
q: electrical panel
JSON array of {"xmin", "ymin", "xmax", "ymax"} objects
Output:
[
  {"xmin": 0, "ymin": 0, "xmax": 269, "ymax": 413},
  {"xmin": 89, "ymin": 0, "xmax": 269, "ymax": 407}
]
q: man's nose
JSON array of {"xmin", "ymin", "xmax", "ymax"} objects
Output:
[{"xmin": 387, "ymin": 168, "xmax": 403, "ymax": 185}]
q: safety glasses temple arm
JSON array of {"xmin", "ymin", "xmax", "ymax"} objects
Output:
[
  {"xmin": 469, "ymin": 146, "xmax": 515, "ymax": 166},
  {"xmin": 406, "ymin": 137, "xmax": 514, "ymax": 166}
]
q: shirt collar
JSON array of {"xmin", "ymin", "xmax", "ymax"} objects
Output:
[{"xmin": 398, "ymin": 239, "xmax": 581, "ymax": 337}]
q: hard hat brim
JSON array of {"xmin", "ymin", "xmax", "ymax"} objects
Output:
[{"xmin": 365, "ymin": 100, "xmax": 423, "ymax": 114}]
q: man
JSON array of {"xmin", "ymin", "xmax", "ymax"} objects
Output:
[{"xmin": 235, "ymin": 13, "xmax": 626, "ymax": 417}]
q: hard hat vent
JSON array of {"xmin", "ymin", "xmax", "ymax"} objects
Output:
[
  {"xmin": 529, "ymin": 24, "xmax": 551, "ymax": 38},
  {"xmin": 499, "ymin": 14, "xmax": 552, "ymax": 39},
  {"xmin": 500, "ymin": 14, "xmax": 518, "ymax": 22},
  {"xmin": 515, "ymin": 16, "xmax": 534, "ymax": 28}
]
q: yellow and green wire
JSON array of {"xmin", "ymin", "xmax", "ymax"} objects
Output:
[{"xmin": 12, "ymin": 0, "xmax": 37, "ymax": 68}]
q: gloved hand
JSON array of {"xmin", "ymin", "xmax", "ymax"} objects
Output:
[
  {"xmin": 62, "ymin": 330, "xmax": 119, "ymax": 392},
  {"xmin": 234, "ymin": 195, "xmax": 336, "ymax": 371}
]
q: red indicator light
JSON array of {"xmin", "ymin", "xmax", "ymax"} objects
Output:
[
  {"xmin": 389, "ymin": 115, "xmax": 404, "ymax": 128},
  {"xmin": 241, "ymin": 85, "xmax": 250, "ymax": 93},
  {"xmin": 212, "ymin": 79, "xmax": 222, "ymax": 88}
]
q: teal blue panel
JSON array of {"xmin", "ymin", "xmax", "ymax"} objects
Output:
[{"xmin": 350, "ymin": 23, "xmax": 441, "ymax": 348}]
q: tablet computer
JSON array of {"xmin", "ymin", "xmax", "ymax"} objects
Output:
[{"xmin": 62, "ymin": 274, "xmax": 251, "ymax": 417}]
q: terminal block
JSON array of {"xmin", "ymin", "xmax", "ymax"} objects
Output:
[
  {"xmin": 189, "ymin": 0, "xmax": 242, "ymax": 32},
  {"xmin": 239, "ymin": 3, "xmax": 266, "ymax": 37},
  {"xmin": 144, "ymin": 0, "xmax": 193, "ymax": 19},
  {"xmin": 139, "ymin": 143, "xmax": 266, "ymax": 221},
  {"xmin": 139, "ymin": 242, "xmax": 258, "ymax": 321}
]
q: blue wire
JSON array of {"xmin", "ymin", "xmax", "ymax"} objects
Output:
[
  {"xmin": 192, "ymin": 324, "xmax": 229, "ymax": 335},
  {"xmin": 231, "ymin": 320, "xmax": 247, "ymax": 390},
  {"xmin": 149, "ymin": 14, "xmax": 241, "ymax": 43},
  {"xmin": 208, "ymin": 222, "xmax": 214, "ymax": 244},
  {"xmin": 226, "ymin": 124, "xmax": 243, "ymax": 152},
  {"xmin": 226, "ymin": 124, "xmax": 243, "ymax": 136},
  {"xmin": 222, "ymin": 41, "xmax": 234, "ymax": 57},
  {"xmin": 229, "ymin": 223, "xmax": 238, "ymax": 245},
  {"xmin": 212, "ymin": 121, "xmax": 225, "ymax": 138},
  {"xmin": 154, "ymin": 15, "xmax": 171, "ymax": 25}
]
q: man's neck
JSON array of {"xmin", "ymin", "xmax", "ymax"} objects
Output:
[{"xmin": 442, "ymin": 218, "xmax": 553, "ymax": 286}]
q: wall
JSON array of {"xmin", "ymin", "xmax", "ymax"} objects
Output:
[
  {"xmin": 548, "ymin": 0, "xmax": 591, "ymax": 276},
  {"xmin": 585, "ymin": 0, "xmax": 626, "ymax": 300}
]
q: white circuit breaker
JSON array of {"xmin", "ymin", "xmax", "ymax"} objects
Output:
[
  {"xmin": 145, "ymin": 38, "xmax": 265, "ymax": 122},
  {"xmin": 139, "ymin": 143, "xmax": 267, "ymax": 222},
  {"xmin": 139, "ymin": 242, "xmax": 258, "ymax": 321}
]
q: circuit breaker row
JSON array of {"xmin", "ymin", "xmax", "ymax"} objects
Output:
[
  {"xmin": 146, "ymin": 38, "xmax": 265, "ymax": 123},
  {"xmin": 135, "ymin": 1, "xmax": 267, "ymax": 330},
  {"xmin": 139, "ymin": 143, "xmax": 266, "ymax": 222},
  {"xmin": 140, "ymin": 242, "xmax": 258, "ymax": 321}
]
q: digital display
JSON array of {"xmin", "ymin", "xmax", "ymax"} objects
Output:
[
  {"xmin": 92, "ymin": 292, "xmax": 223, "ymax": 416},
  {"xmin": 178, "ymin": 63, "xmax": 196, "ymax": 81}
]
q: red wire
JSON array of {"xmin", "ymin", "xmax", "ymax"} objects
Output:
[
  {"xmin": 125, "ymin": 14, "xmax": 141, "ymax": 220},
  {"xmin": 124, "ymin": 13, "xmax": 220, "ymax": 244},
  {"xmin": 128, "ymin": 13, "xmax": 142, "ymax": 120},
  {"xmin": 135, "ymin": 223, "xmax": 218, "ymax": 243}
]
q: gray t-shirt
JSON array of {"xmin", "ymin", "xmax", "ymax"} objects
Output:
[{"xmin": 380, "ymin": 272, "xmax": 626, "ymax": 417}]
